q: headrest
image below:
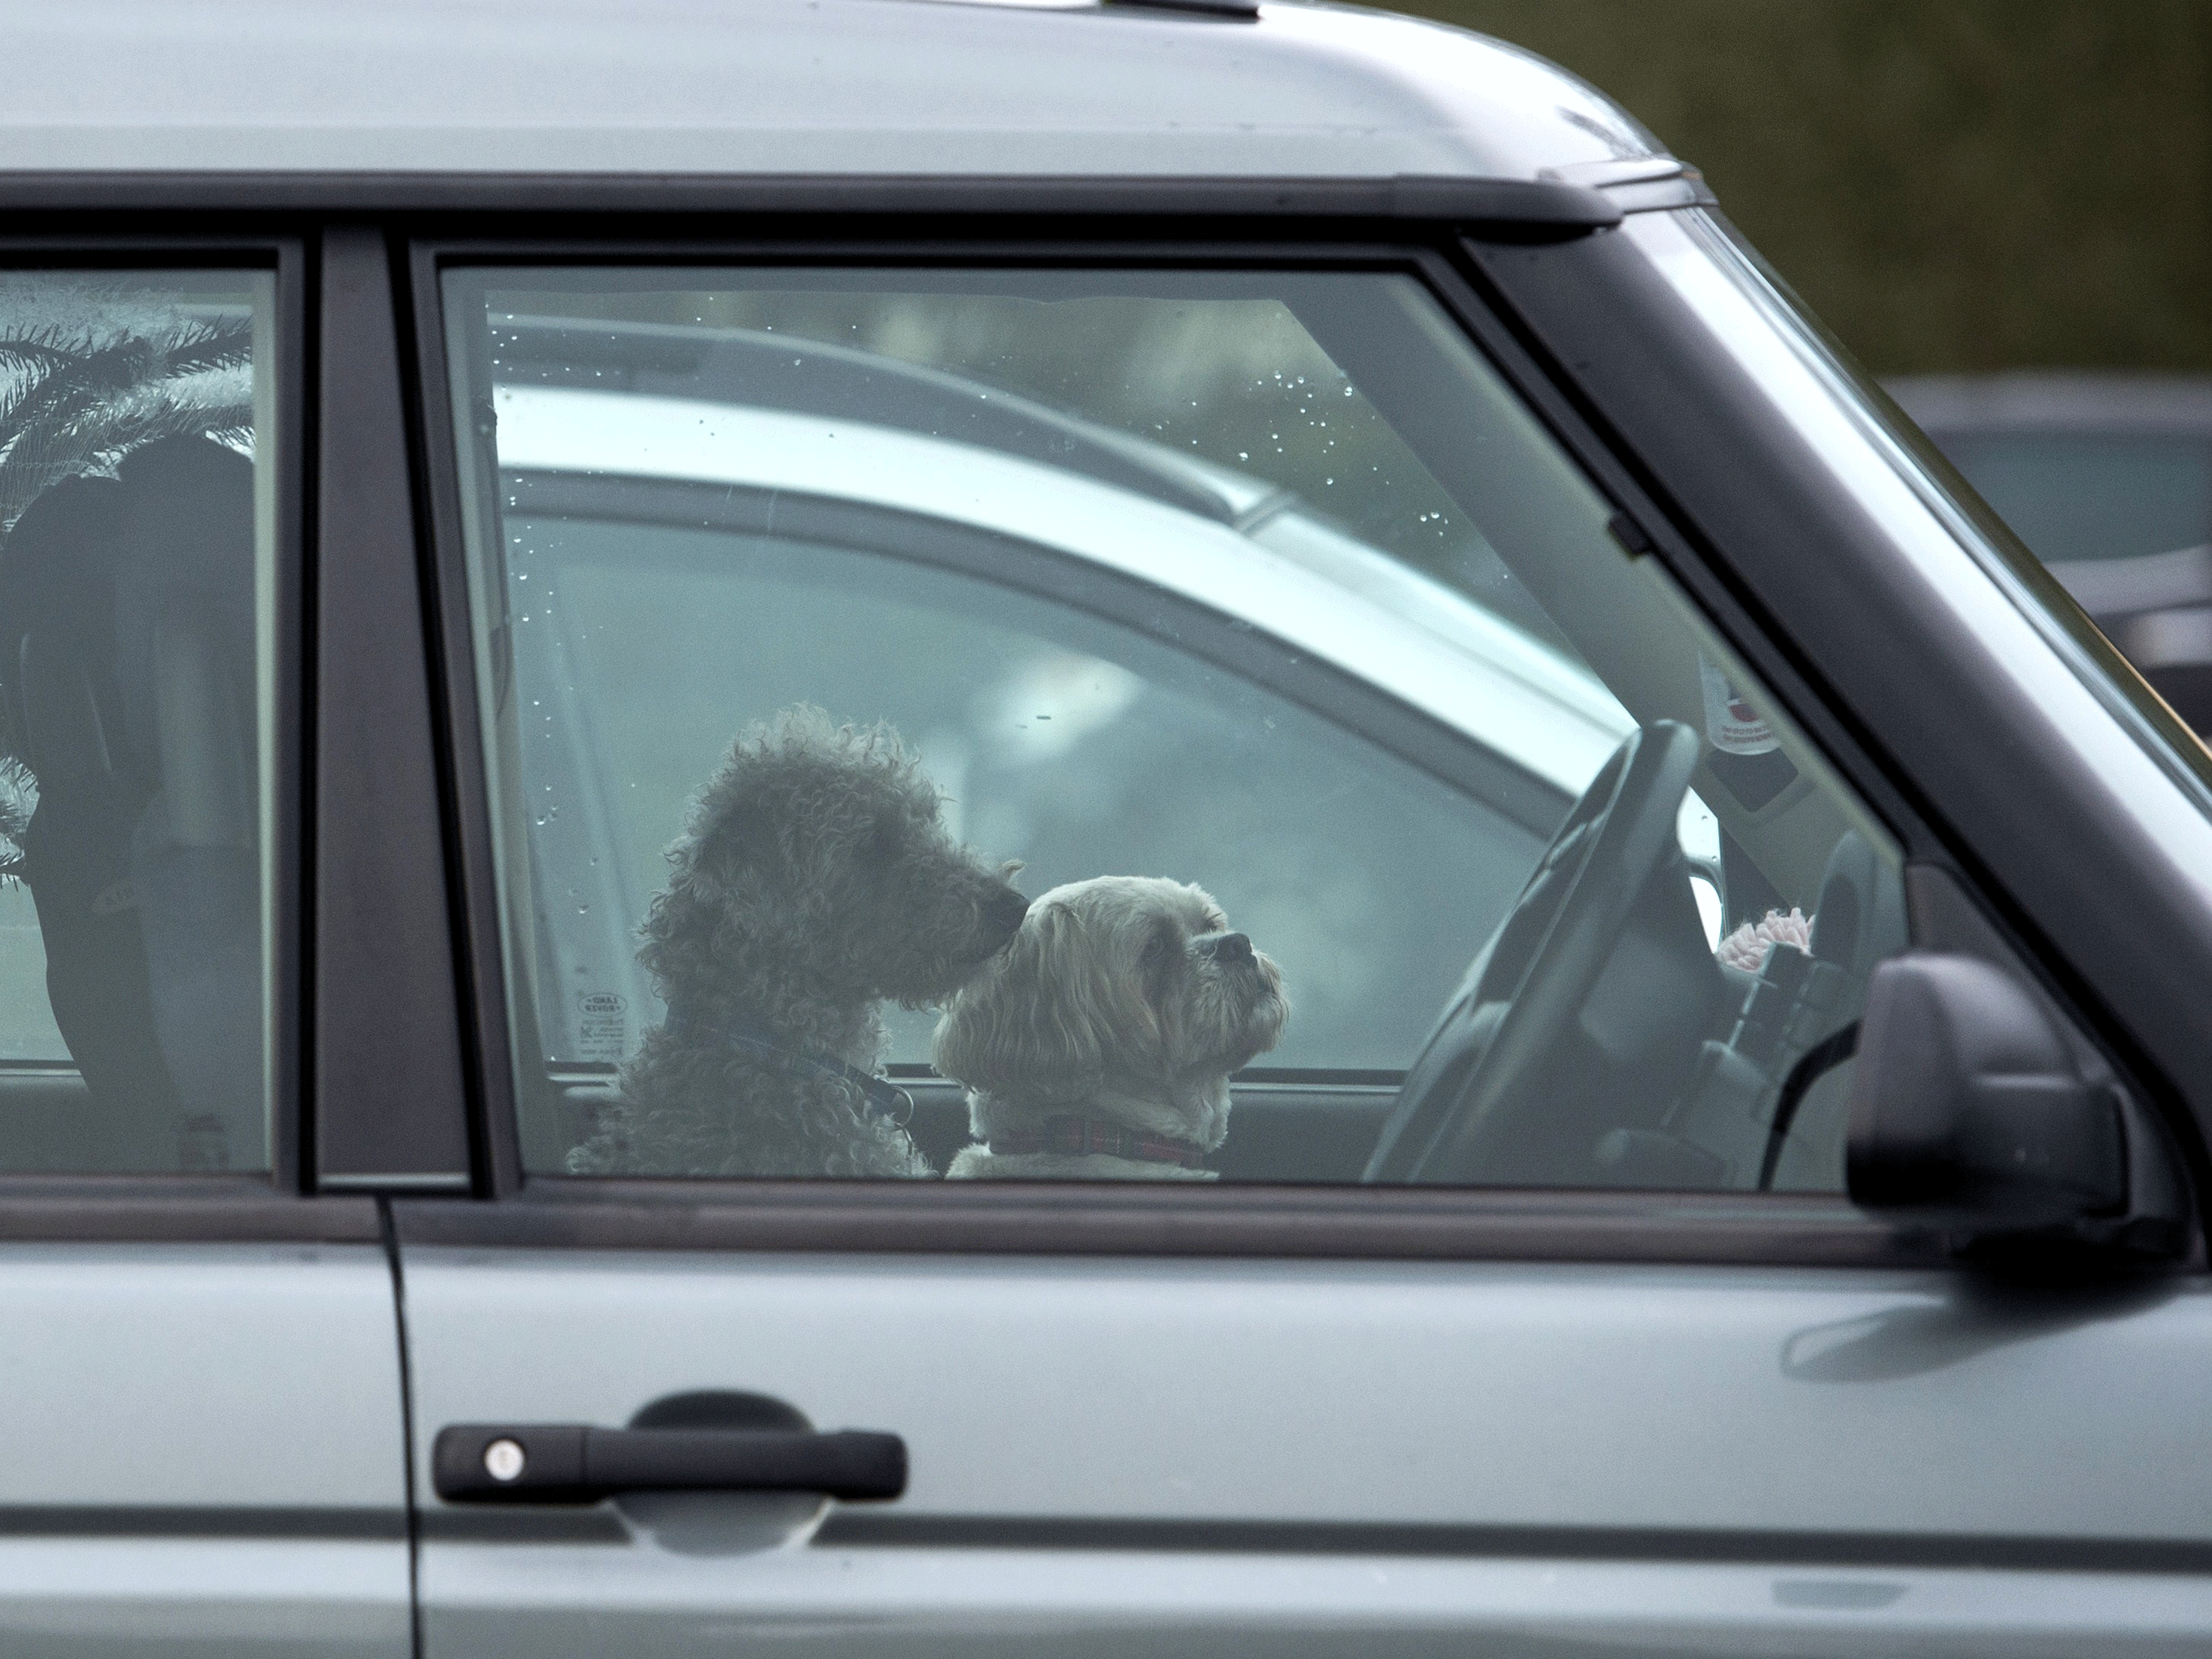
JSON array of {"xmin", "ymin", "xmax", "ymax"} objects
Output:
[
  {"xmin": 1809, "ymin": 830, "xmax": 1908, "ymax": 983},
  {"xmin": 0, "ymin": 474, "xmax": 126, "ymax": 788},
  {"xmin": 0, "ymin": 436, "xmax": 255, "ymax": 802},
  {"xmin": 110, "ymin": 439, "xmax": 256, "ymax": 795},
  {"xmin": 114, "ymin": 436, "xmax": 255, "ymax": 606}
]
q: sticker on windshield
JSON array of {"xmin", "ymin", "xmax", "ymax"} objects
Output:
[
  {"xmin": 1698, "ymin": 655, "xmax": 1779, "ymax": 755},
  {"xmin": 576, "ymin": 991, "xmax": 628, "ymax": 1062}
]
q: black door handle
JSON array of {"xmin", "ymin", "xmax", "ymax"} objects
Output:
[{"xmin": 433, "ymin": 1422, "xmax": 907, "ymax": 1504}]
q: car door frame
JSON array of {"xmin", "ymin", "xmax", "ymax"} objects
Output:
[{"xmin": 385, "ymin": 196, "xmax": 2211, "ymax": 1239}]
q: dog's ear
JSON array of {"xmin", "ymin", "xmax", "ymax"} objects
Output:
[{"xmin": 932, "ymin": 902, "xmax": 1156, "ymax": 1102}]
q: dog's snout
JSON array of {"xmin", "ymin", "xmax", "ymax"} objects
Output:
[
  {"xmin": 985, "ymin": 885, "xmax": 1030, "ymax": 935},
  {"xmin": 1208, "ymin": 932, "xmax": 1254, "ymax": 966}
]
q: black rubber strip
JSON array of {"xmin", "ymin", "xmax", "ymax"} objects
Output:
[
  {"xmin": 813, "ymin": 1511, "xmax": 2212, "ymax": 1575},
  {"xmin": 1760, "ymin": 1020, "xmax": 1862, "ymax": 1191}
]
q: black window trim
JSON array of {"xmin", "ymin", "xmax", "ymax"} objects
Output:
[
  {"xmin": 312, "ymin": 225, "xmax": 476, "ymax": 1195},
  {"xmin": 0, "ymin": 1180, "xmax": 382, "ymax": 1243},
  {"xmin": 0, "ymin": 231, "xmax": 341, "ymax": 1229},
  {"xmin": 0, "ymin": 174, "xmax": 1621, "ymax": 230},
  {"xmin": 393, "ymin": 214, "xmax": 2206, "ymax": 1263},
  {"xmin": 389, "ymin": 1180, "xmax": 1947, "ymax": 1267}
]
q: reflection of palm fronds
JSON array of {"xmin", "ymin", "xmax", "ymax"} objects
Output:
[
  {"xmin": 0, "ymin": 314, "xmax": 253, "ymax": 530},
  {"xmin": 0, "ymin": 754, "xmax": 35, "ymax": 884},
  {"xmin": 0, "ymin": 284, "xmax": 258, "ymax": 811}
]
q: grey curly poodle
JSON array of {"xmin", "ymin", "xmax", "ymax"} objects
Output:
[{"xmin": 569, "ymin": 706, "xmax": 1028, "ymax": 1178}]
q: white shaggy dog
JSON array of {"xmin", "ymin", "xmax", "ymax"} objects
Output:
[{"xmin": 932, "ymin": 876, "xmax": 1288, "ymax": 1180}]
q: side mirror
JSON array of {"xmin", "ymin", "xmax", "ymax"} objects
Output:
[{"xmin": 1847, "ymin": 953, "xmax": 2186, "ymax": 1256}]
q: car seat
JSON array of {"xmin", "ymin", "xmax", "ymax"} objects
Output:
[{"xmin": 0, "ymin": 471, "xmax": 181, "ymax": 1164}]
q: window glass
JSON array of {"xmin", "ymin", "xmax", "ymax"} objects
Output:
[
  {"xmin": 0, "ymin": 271, "xmax": 277, "ymax": 1172},
  {"xmin": 447, "ymin": 267, "xmax": 1905, "ymax": 1189}
]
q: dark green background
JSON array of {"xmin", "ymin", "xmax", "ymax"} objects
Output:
[{"xmin": 1382, "ymin": 1, "xmax": 2212, "ymax": 376}]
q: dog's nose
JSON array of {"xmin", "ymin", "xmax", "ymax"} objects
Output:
[
  {"xmin": 985, "ymin": 886, "xmax": 1030, "ymax": 935},
  {"xmin": 1209, "ymin": 932, "xmax": 1254, "ymax": 965}
]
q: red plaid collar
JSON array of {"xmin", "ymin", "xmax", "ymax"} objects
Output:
[{"xmin": 988, "ymin": 1115, "xmax": 1206, "ymax": 1169}]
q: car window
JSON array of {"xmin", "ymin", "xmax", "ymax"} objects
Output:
[
  {"xmin": 0, "ymin": 271, "xmax": 278, "ymax": 1174},
  {"xmin": 444, "ymin": 265, "xmax": 1906, "ymax": 1190}
]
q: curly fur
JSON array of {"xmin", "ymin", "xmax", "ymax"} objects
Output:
[
  {"xmin": 569, "ymin": 706, "xmax": 1027, "ymax": 1178},
  {"xmin": 933, "ymin": 876, "xmax": 1288, "ymax": 1180}
]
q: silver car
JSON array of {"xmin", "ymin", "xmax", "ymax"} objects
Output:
[
  {"xmin": 0, "ymin": 1, "xmax": 2208, "ymax": 1655},
  {"xmin": 1891, "ymin": 372, "xmax": 2212, "ymax": 731}
]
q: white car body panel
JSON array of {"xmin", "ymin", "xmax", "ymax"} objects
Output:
[
  {"xmin": 492, "ymin": 383, "xmax": 1633, "ymax": 795},
  {"xmin": 0, "ymin": 1244, "xmax": 411, "ymax": 1657},
  {"xmin": 403, "ymin": 1247, "xmax": 2212, "ymax": 1657}
]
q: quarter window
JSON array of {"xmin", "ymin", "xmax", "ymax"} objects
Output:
[
  {"xmin": 444, "ymin": 265, "xmax": 1904, "ymax": 1190},
  {"xmin": 0, "ymin": 271, "xmax": 278, "ymax": 1173}
]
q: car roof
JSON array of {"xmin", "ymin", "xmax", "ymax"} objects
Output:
[{"xmin": 0, "ymin": 0, "xmax": 1662, "ymax": 181}]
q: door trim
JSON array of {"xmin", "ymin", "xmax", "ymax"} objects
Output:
[{"xmin": 391, "ymin": 1184, "xmax": 1949, "ymax": 1267}]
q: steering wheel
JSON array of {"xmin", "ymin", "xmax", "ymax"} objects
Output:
[{"xmin": 1363, "ymin": 720, "xmax": 1704, "ymax": 1185}]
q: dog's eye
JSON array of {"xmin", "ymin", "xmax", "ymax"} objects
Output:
[{"xmin": 1140, "ymin": 926, "xmax": 1176, "ymax": 966}]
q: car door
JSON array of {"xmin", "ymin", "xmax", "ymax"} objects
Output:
[
  {"xmin": 0, "ymin": 242, "xmax": 416, "ymax": 1653},
  {"xmin": 390, "ymin": 224, "xmax": 2212, "ymax": 1657}
]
